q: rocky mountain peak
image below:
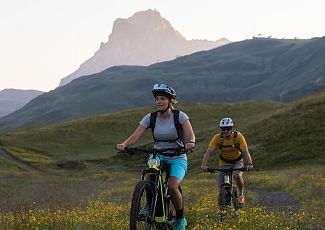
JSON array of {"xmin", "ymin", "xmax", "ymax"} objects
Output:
[
  {"xmin": 113, "ymin": 9, "xmax": 173, "ymax": 32},
  {"xmin": 59, "ymin": 9, "xmax": 229, "ymax": 86}
]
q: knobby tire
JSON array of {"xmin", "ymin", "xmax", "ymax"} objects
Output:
[
  {"xmin": 130, "ymin": 180, "xmax": 155, "ymax": 230},
  {"xmin": 232, "ymin": 186, "xmax": 240, "ymax": 211},
  {"xmin": 218, "ymin": 187, "xmax": 228, "ymax": 223}
]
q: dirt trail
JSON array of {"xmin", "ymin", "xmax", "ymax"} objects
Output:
[
  {"xmin": 0, "ymin": 148, "xmax": 41, "ymax": 173},
  {"xmin": 251, "ymin": 189, "xmax": 300, "ymax": 212}
]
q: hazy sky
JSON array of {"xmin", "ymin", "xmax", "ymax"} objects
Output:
[{"xmin": 1, "ymin": 0, "xmax": 324, "ymax": 92}]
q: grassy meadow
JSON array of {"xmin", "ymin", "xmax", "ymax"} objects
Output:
[{"xmin": 0, "ymin": 92, "xmax": 324, "ymax": 229}]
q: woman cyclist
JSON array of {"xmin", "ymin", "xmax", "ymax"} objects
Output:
[{"xmin": 116, "ymin": 83, "xmax": 195, "ymax": 230}]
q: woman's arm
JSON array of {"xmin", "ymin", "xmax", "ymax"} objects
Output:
[
  {"xmin": 182, "ymin": 119, "xmax": 195, "ymax": 149},
  {"xmin": 116, "ymin": 125, "xmax": 146, "ymax": 150}
]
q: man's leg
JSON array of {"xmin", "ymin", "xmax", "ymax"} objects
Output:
[{"xmin": 233, "ymin": 171, "xmax": 245, "ymax": 204}]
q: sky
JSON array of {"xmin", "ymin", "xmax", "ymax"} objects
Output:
[{"xmin": 1, "ymin": 0, "xmax": 324, "ymax": 92}]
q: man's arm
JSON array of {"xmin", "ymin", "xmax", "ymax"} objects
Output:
[
  {"xmin": 201, "ymin": 147, "xmax": 215, "ymax": 171},
  {"xmin": 241, "ymin": 146, "xmax": 253, "ymax": 171}
]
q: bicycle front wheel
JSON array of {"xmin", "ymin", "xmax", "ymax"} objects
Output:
[
  {"xmin": 218, "ymin": 187, "xmax": 230, "ymax": 209},
  {"xmin": 130, "ymin": 180, "xmax": 155, "ymax": 230}
]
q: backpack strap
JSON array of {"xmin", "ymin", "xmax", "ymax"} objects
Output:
[
  {"xmin": 217, "ymin": 131, "xmax": 241, "ymax": 150},
  {"xmin": 217, "ymin": 132, "xmax": 224, "ymax": 150},
  {"xmin": 149, "ymin": 111, "xmax": 158, "ymax": 142},
  {"xmin": 173, "ymin": 110, "xmax": 184, "ymax": 143},
  {"xmin": 233, "ymin": 131, "xmax": 241, "ymax": 150},
  {"xmin": 149, "ymin": 110, "xmax": 184, "ymax": 144}
]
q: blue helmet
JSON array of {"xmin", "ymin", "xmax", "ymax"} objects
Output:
[{"xmin": 152, "ymin": 83, "xmax": 176, "ymax": 100}]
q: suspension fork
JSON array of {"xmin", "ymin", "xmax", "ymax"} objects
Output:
[{"xmin": 154, "ymin": 174, "xmax": 166, "ymax": 223}]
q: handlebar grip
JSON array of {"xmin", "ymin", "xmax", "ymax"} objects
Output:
[{"xmin": 116, "ymin": 147, "xmax": 137, "ymax": 154}]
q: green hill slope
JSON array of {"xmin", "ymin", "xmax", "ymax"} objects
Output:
[
  {"xmin": 0, "ymin": 100, "xmax": 288, "ymax": 174},
  {"xmin": 0, "ymin": 94, "xmax": 324, "ymax": 229},
  {"xmin": 1, "ymin": 37, "xmax": 325, "ymax": 131},
  {"xmin": 0, "ymin": 92, "xmax": 324, "ymax": 175},
  {"xmin": 246, "ymin": 91, "xmax": 325, "ymax": 168}
]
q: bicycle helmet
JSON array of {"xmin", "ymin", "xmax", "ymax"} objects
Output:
[
  {"xmin": 219, "ymin": 118, "xmax": 234, "ymax": 128},
  {"xmin": 152, "ymin": 83, "xmax": 176, "ymax": 100}
]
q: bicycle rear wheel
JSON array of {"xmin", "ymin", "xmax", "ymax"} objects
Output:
[
  {"xmin": 130, "ymin": 180, "xmax": 155, "ymax": 230},
  {"xmin": 232, "ymin": 187, "xmax": 240, "ymax": 210}
]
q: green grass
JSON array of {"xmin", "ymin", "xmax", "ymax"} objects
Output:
[
  {"xmin": 0, "ymin": 92, "xmax": 324, "ymax": 173},
  {"xmin": 246, "ymin": 91, "xmax": 325, "ymax": 168},
  {"xmin": 0, "ymin": 100, "xmax": 288, "ymax": 172},
  {"xmin": 0, "ymin": 157, "xmax": 24, "ymax": 176},
  {"xmin": 0, "ymin": 92, "xmax": 324, "ymax": 229}
]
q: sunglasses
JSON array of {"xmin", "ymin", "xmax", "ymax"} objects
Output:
[{"xmin": 221, "ymin": 127, "xmax": 232, "ymax": 131}]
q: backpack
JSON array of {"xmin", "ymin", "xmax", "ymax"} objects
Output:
[
  {"xmin": 217, "ymin": 130, "xmax": 243, "ymax": 163},
  {"xmin": 149, "ymin": 110, "xmax": 184, "ymax": 144}
]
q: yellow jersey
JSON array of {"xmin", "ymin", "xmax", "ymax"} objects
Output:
[{"xmin": 209, "ymin": 131, "xmax": 247, "ymax": 166}]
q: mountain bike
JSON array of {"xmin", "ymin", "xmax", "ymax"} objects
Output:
[
  {"xmin": 207, "ymin": 167, "xmax": 246, "ymax": 222},
  {"xmin": 121, "ymin": 147, "xmax": 188, "ymax": 230}
]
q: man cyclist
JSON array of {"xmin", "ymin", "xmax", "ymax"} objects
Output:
[
  {"xmin": 201, "ymin": 117, "xmax": 253, "ymax": 206},
  {"xmin": 117, "ymin": 83, "xmax": 195, "ymax": 230}
]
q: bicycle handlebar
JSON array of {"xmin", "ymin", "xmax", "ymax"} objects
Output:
[
  {"xmin": 118, "ymin": 147, "xmax": 190, "ymax": 157},
  {"xmin": 206, "ymin": 167, "xmax": 247, "ymax": 173}
]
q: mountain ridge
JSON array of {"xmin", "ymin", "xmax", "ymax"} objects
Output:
[
  {"xmin": 0, "ymin": 89, "xmax": 44, "ymax": 118},
  {"xmin": 0, "ymin": 37, "xmax": 324, "ymax": 132}
]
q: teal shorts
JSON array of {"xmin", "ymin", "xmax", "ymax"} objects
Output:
[{"xmin": 150, "ymin": 154, "xmax": 188, "ymax": 181}]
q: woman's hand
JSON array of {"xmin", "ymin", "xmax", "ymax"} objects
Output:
[
  {"xmin": 185, "ymin": 142, "xmax": 195, "ymax": 150},
  {"xmin": 116, "ymin": 143, "xmax": 126, "ymax": 151}
]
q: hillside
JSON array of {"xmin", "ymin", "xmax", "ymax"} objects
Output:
[
  {"xmin": 0, "ymin": 37, "xmax": 324, "ymax": 131},
  {"xmin": 0, "ymin": 89, "xmax": 44, "ymax": 118},
  {"xmin": 0, "ymin": 94, "xmax": 324, "ymax": 229},
  {"xmin": 247, "ymin": 91, "xmax": 325, "ymax": 168},
  {"xmin": 0, "ymin": 100, "xmax": 287, "ymax": 174},
  {"xmin": 0, "ymin": 92, "xmax": 324, "ymax": 175}
]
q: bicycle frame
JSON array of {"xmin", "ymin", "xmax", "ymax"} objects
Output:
[
  {"xmin": 125, "ymin": 147, "xmax": 187, "ymax": 229},
  {"xmin": 207, "ymin": 167, "xmax": 246, "ymax": 209},
  {"xmin": 142, "ymin": 159, "xmax": 169, "ymax": 224}
]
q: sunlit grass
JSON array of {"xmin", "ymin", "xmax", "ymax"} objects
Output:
[
  {"xmin": 0, "ymin": 92, "xmax": 324, "ymax": 229},
  {"xmin": 1, "ymin": 167, "xmax": 324, "ymax": 229},
  {"xmin": 0, "ymin": 201, "xmax": 129, "ymax": 230}
]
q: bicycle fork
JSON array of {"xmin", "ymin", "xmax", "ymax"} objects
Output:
[{"xmin": 153, "ymin": 175, "xmax": 166, "ymax": 223}]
